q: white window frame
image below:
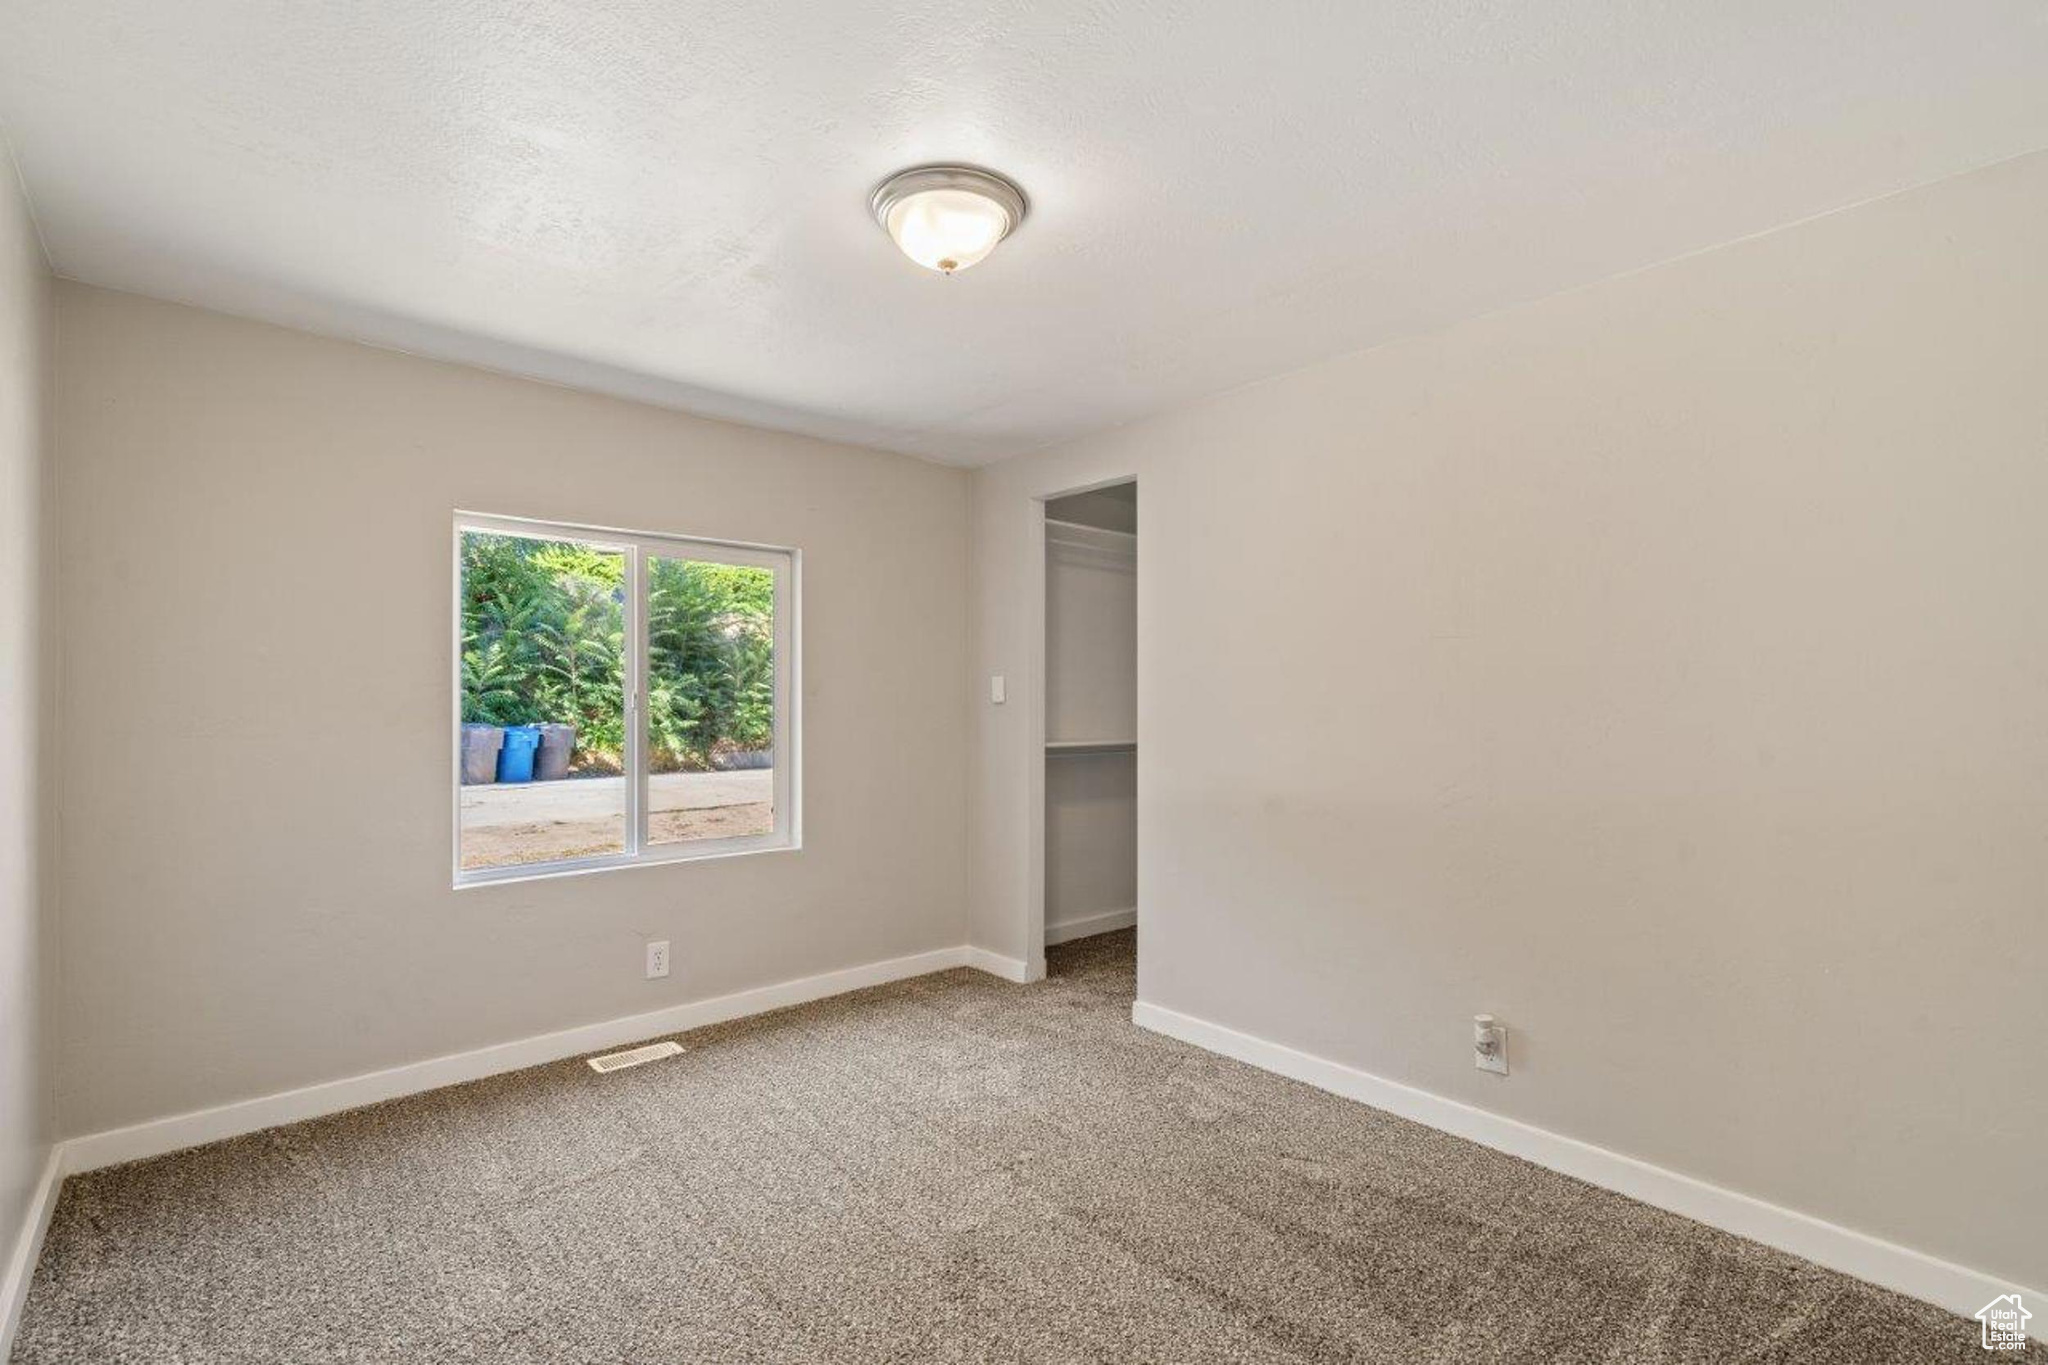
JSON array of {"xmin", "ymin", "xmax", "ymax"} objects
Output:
[{"xmin": 452, "ymin": 511, "xmax": 801, "ymax": 888}]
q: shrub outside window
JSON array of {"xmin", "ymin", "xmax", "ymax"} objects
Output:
[{"xmin": 453, "ymin": 512, "xmax": 798, "ymax": 884}]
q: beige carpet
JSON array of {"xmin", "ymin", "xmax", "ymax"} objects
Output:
[{"xmin": 13, "ymin": 931, "xmax": 2029, "ymax": 1363}]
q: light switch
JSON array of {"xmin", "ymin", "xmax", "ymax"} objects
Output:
[{"xmin": 990, "ymin": 674, "xmax": 1007, "ymax": 704}]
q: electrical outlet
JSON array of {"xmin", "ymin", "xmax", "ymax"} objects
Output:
[
  {"xmin": 1473, "ymin": 1014, "xmax": 1508, "ymax": 1076},
  {"xmin": 645, "ymin": 940, "xmax": 670, "ymax": 980}
]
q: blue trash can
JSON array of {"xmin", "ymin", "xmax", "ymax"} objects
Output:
[{"xmin": 496, "ymin": 725, "xmax": 542, "ymax": 783}]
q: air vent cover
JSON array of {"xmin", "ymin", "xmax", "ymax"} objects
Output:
[{"xmin": 586, "ymin": 1040, "xmax": 685, "ymax": 1074}]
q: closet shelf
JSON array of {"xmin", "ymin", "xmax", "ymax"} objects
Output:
[
  {"xmin": 1046, "ymin": 739, "xmax": 1137, "ymax": 755},
  {"xmin": 1044, "ymin": 517, "xmax": 1137, "ymax": 538}
]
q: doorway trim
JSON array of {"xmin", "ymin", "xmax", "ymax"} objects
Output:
[{"xmin": 1026, "ymin": 474, "xmax": 1138, "ymax": 979}]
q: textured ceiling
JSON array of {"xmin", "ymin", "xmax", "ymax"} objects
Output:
[{"xmin": 3, "ymin": 1, "xmax": 2045, "ymax": 464}]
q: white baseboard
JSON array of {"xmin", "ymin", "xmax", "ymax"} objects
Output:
[
  {"xmin": 963, "ymin": 946, "xmax": 1034, "ymax": 983},
  {"xmin": 1, "ymin": 1145, "xmax": 63, "ymax": 1361},
  {"xmin": 1044, "ymin": 907, "xmax": 1136, "ymax": 945},
  {"xmin": 1133, "ymin": 999, "xmax": 2043, "ymax": 1337},
  {"xmin": 63, "ymin": 945, "xmax": 973, "ymax": 1176}
]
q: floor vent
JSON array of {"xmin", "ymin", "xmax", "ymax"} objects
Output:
[{"xmin": 586, "ymin": 1040, "xmax": 685, "ymax": 1074}]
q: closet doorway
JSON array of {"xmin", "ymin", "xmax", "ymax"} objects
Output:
[{"xmin": 1040, "ymin": 481, "xmax": 1137, "ymax": 975}]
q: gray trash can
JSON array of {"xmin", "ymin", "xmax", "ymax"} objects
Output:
[
  {"xmin": 460, "ymin": 725, "xmax": 504, "ymax": 785},
  {"xmin": 535, "ymin": 723, "xmax": 577, "ymax": 781}
]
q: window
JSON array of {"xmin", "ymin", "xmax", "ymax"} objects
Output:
[{"xmin": 454, "ymin": 513, "xmax": 797, "ymax": 884}]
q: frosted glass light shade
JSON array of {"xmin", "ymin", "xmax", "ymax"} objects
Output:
[{"xmin": 871, "ymin": 166, "xmax": 1027, "ymax": 275}]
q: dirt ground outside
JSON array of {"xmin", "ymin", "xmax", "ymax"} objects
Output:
[{"xmin": 459, "ymin": 770, "xmax": 773, "ymax": 869}]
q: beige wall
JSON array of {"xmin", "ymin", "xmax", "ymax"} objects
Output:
[
  {"xmin": 0, "ymin": 145, "xmax": 55, "ymax": 1301},
  {"xmin": 969, "ymin": 150, "xmax": 2048, "ymax": 1288},
  {"xmin": 52, "ymin": 284, "xmax": 971, "ymax": 1135}
]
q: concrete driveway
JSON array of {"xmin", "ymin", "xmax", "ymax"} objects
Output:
[{"xmin": 460, "ymin": 769, "xmax": 771, "ymax": 830}]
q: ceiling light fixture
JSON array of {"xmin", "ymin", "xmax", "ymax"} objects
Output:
[{"xmin": 870, "ymin": 165, "xmax": 1028, "ymax": 275}]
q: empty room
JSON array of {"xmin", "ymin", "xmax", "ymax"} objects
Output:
[{"xmin": 1, "ymin": 2, "xmax": 2043, "ymax": 1361}]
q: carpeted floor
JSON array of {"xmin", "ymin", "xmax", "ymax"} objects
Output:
[{"xmin": 12, "ymin": 931, "xmax": 2029, "ymax": 1363}]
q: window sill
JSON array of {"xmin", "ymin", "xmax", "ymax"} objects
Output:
[{"xmin": 453, "ymin": 835, "xmax": 800, "ymax": 890}]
